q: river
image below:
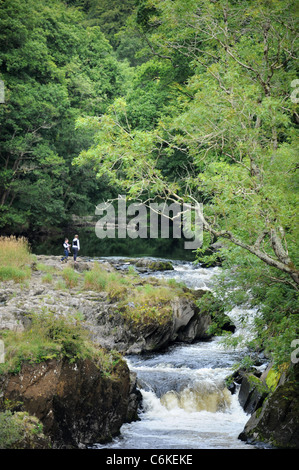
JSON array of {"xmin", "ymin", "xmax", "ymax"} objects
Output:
[{"xmin": 91, "ymin": 258, "xmax": 258, "ymax": 450}]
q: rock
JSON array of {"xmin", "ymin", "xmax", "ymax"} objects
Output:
[
  {"xmin": 238, "ymin": 371, "xmax": 269, "ymax": 415},
  {"xmin": 73, "ymin": 261, "xmax": 93, "ymax": 272},
  {"xmin": 0, "ymin": 357, "xmax": 139, "ymax": 448},
  {"xmin": 134, "ymin": 259, "xmax": 174, "ymax": 272},
  {"xmin": 239, "ymin": 363, "xmax": 299, "ymax": 448},
  {"xmin": 126, "ymin": 372, "xmax": 142, "ymax": 423},
  {"xmin": 171, "ymin": 295, "xmax": 212, "ymax": 342},
  {"xmin": 84, "ymin": 292, "xmax": 213, "ymax": 355}
]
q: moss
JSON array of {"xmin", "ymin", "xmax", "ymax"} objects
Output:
[
  {"xmin": 265, "ymin": 363, "xmax": 288, "ymax": 391},
  {"xmin": 255, "ymin": 406, "xmax": 263, "ymax": 419},
  {"xmin": 0, "ymin": 411, "xmax": 51, "ymax": 449},
  {"xmin": 248, "ymin": 374, "xmax": 269, "ymax": 395}
]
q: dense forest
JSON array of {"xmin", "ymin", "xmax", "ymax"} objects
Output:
[{"xmin": 0, "ymin": 0, "xmax": 298, "ymax": 366}]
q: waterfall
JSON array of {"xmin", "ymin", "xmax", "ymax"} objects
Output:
[{"xmin": 92, "ymin": 258, "xmax": 257, "ymax": 449}]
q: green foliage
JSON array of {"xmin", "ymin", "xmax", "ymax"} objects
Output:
[
  {"xmin": 0, "ymin": 0, "xmax": 125, "ymax": 234},
  {"xmin": 62, "ymin": 267, "xmax": 80, "ymax": 288},
  {"xmin": 213, "ymin": 251, "xmax": 299, "ymax": 367},
  {"xmin": 41, "ymin": 273, "xmax": 53, "ymax": 284},
  {"xmin": 0, "ymin": 266, "xmax": 28, "ymax": 283},
  {"xmin": 0, "ymin": 236, "xmax": 32, "ymax": 282},
  {"xmin": 74, "ymin": 0, "xmax": 298, "ymax": 368},
  {"xmin": 119, "ymin": 281, "xmax": 184, "ymax": 327},
  {"xmin": 0, "ymin": 310, "xmax": 120, "ymax": 375},
  {"xmin": 0, "ymin": 411, "xmax": 24, "ymax": 449},
  {"xmin": 0, "ymin": 411, "xmax": 49, "ymax": 449},
  {"xmin": 1, "ymin": 0, "xmax": 298, "ymax": 372},
  {"xmin": 84, "ymin": 264, "xmax": 129, "ymax": 300}
]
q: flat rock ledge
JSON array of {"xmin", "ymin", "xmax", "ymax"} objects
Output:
[{"xmin": 0, "ymin": 255, "xmax": 219, "ymax": 355}]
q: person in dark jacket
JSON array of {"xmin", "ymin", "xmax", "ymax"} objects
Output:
[
  {"xmin": 72, "ymin": 234, "xmax": 80, "ymax": 261},
  {"xmin": 61, "ymin": 238, "xmax": 70, "ymax": 262}
]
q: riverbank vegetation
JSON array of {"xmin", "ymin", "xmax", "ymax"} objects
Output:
[
  {"xmin": 0, "ymin": 309, "xmax": 122, "ymax": 376},
  {"xmin": 0, "ymin": 236, "xmax": 31, "ymax": 282},
  {"xmin": 0, "ymin": 1, "xmax": 298, "ymax": 373}
]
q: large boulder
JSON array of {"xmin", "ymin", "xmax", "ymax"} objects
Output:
[
  {"xmin": 0, "ymin": 357, "xmax": 140, "ymax": 448},
  {"xmin": 86, "ymin": 292, "xmax": 213, "ymax": 355},
  {"xmin": 238, "ymin": 363, "xmax": 299, "ymax": 448},
  {"xmin": 237, "ymin": 371, "xmax": 269, "ymax": 415}
]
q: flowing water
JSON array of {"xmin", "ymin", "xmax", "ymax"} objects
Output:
[{"xmin": 93, "ymin": 258, "xmax": 257, "ymax": 449}]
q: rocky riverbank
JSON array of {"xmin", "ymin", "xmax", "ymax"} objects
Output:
[
  {"xmin": 0, "ymin": 255, "xmax": 223, "ymax": 354},
  {"xmin": 0, "ymin": 255, "xmax": 228, "ymax": 448},
  {"xmin": 226, "ymin": 359, "xmax": 299, "ymax": 449},
  {"xmin": 1, "ymin": 255, "xmax": 298, "ymax": 449}
]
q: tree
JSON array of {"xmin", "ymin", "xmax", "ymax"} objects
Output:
[
  {"xmin": 0, "ymin": 0, "xmax": 125, "ymax": 234},
  {"xmin": 74, "ymin": 0, "xmax": 299, "ymax": 286}
]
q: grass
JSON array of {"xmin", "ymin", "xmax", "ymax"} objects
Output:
[
  {"xmin": 61, "ymin": 267, "xmax": 80, "ymax": 288},
  {"xmin": 0, "ymin": 411, "xmax": 48, "ymax": 449},
  {"xmin": 41, "ymin": 273, "xmax": 53, "ymax": 284},
  {"xmin": 119, "ymin": 283, "xmax": 178, "ymax": 327},
  {"xmin": 83, "ymin": 264, "xmax": 189, "ymax": 327},
  {"xmin": 0, "ymin": 310, "xmax": 123, "ymax": 376},
  {"xmin": 0, "ymin": 236, "xmax": 32, "ymax": 282},
  {"xmin": 84, "ymin": 264, "xmax": 129, "ymax": 300}
]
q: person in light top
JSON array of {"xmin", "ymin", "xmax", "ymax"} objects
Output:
[
  {"xmin": 72, "ymin": 234, "xmax": 80, "ymax": 262},
  {"xmin": 61, "ymin": 238, "xmax": 70, "ymax": 262}
]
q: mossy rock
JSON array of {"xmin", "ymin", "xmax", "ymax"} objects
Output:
[
  {"xmin": 239, "ymin": 363, "xmax": 299, "ymax": 448},
  {"xmin": 135, "ymin": 259, "xmax": 174, "ymax": 271}
]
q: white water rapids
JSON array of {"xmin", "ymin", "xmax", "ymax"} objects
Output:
[{"xmin": 93, "ymin": 259, "xmax": 257, "ymax": 449}]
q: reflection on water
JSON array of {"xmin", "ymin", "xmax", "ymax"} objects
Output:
[{"xmin": 30, "ymin": 227, "xmax": 195, "ymax": 261}]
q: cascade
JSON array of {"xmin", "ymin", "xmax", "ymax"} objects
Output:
[{"xmin": 93, "ymin": 258, "xmax": 257, "ymax": 449}]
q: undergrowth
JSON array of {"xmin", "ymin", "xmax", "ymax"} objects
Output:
[
  {"xmin": 0, "ymin": 310, "xmax": 122, "ymax": 376},
  {"xmin": 0, "ymin": 236, "xmax": 32, "ymax": 282}
]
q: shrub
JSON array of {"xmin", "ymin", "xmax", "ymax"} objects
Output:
[
  {"xmin": 0, "ymin": 236, "xmax": 31, "ymax": 282},
  {"xmin": 0, "ymin": 266, "xmax": 28, "ymax": 282},
  {"xmin": 61, "ymin": 267, "xmax": 80, "ymax": 288}
]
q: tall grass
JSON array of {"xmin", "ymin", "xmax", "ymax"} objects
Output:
[
  {"xmin": 61, "ymin": 267, "xmax": 80, "ymax": 288},
  {"xmin": 0, "ymin": 236, "xmax": 32, "ymax": 282},
  {"xmin": 84, "ymin": 264, "xmax": 128, "ymax": 300},
  {"xmin": 83, "ymin": 264, "xmax": 188, "ymax": 326}
]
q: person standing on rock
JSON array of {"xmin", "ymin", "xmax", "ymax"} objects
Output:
[
  {"xmin": 61, "ymin": 238, "xmax": 70, "ymax": 263},
  {"xmin": 72, "ymin": 234, "xmax": 80, "ymax": 262}
]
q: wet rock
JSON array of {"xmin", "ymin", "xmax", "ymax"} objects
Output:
[
  {"xmin": 134, "ymin": 259, "xmax": 174, "ymax": 272},
  {"xmin": 0, "ymin": 357, "xmax": 137, "ymax": 448},
  {"xmin": 238, "ymin": 371, "xmax": 269, "ymax": 415},
  {"xmin": 239, "ymin": 363, "xmax": 299, "ymax": 448}
]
